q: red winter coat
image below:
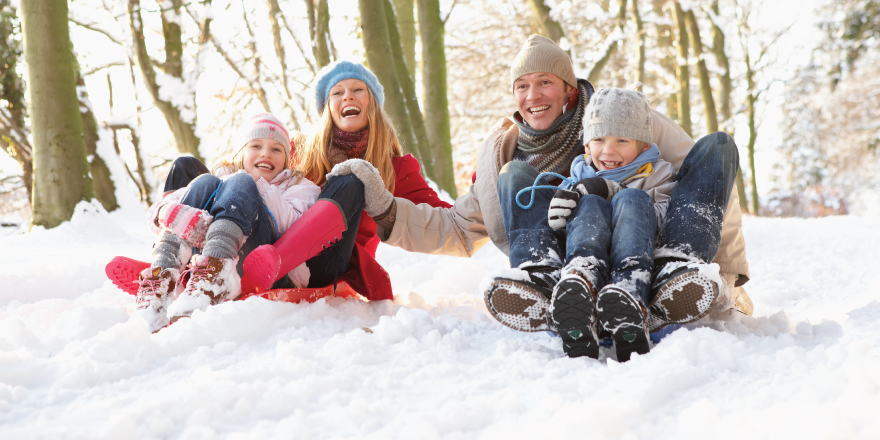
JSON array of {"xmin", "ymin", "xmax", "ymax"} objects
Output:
[{"xmin": 339, "ymin": 154, "xmax": 452, "ymax": 301}]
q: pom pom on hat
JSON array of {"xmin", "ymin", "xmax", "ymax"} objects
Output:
[{"xmin": 313, "ymin": 61, "xmax": 384, "ymax": 114}]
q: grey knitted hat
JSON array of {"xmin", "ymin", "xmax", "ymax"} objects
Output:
[
  {"xmin": 510, "ymin": 35, "xmax": 577, "ymax": 90},
  {"xmin": 583, "ymin": 88, "xmax": 653, "ymax": 144}
]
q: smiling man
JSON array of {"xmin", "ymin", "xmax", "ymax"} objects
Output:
[{"xmin": 372, "ymin": 35, "xmax": 751, "ymax": 340}]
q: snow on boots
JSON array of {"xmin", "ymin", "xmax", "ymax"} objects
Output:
[
  {"xmin": 550, "ymin": 265, "xmax": 601, "ymax": 359},
  {"xmin": 483, "ymin": 267, "xmax": 560, "ymax": 332},
  {"xmin": 597, "ymin": 285, "xmax": 651, "ymax": 362},
  {"xmin": 649, "ymin": 265, "xmax": 719, "ymax": 332},
  {"xmin": 167, "ymin": 254, "xmax": 240, "ymax": 322},
  {"xmin": 242, "ymin": 199, "xmax": 347, "ymax": 292},
  {"xmin": 130, "ymin": 267, "xmax": 180, "ymax": 333}
]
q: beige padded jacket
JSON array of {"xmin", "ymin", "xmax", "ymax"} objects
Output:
[{"xmin": 382, "ymin": 110, "xmax": 750, "ymax": 286}]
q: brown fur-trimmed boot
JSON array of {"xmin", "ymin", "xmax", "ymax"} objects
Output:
[
  {"xmin": 167, "ymin": 254, "xmax": 241, "ymax": 323},
  {"xmin": 130, "ymin": 267, "xmax": 179, "ymax": 332}
]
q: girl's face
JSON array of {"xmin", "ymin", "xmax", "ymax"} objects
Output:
[
  {"xmin": 242, "ymin": 138, "xmax": 287, "ymax": 182},
  {"xmin": 587, "ymin": 136, "xmax": 649, "ymax": 171},
  {"xmin": 328, "ymin": 79, "xmax": 371, "ymax": 133}
]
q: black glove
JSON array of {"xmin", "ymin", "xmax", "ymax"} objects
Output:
[
  {"xmin": 548, "ymin": 189, "xmax": 580, "ymax": 230},
  {"xmin": 571, "ymin": 177, "xmax": 623, "ymax": 201}
]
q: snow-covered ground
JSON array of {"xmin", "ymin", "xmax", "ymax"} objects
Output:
[{"xmin": 1, "ymin": 202, "xmax": 879, "ymax": 439}]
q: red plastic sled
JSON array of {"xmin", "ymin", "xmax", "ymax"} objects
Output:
[{"xmin": 106, "ymin": 256, "xmax": 366, "ymax": 304}]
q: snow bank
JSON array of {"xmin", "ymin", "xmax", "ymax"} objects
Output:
[{"xmin": 1, "ymin": 209, "xmax": 879, "ymax": 438}]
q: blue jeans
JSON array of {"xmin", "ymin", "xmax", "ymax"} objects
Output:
[
  {"xmin": 655, "ymin": 132, "xmax": 739, "ymax": 267},
  {"xmin": 305, "ymin": 174, "xmax": 365, "ymax": 288},
  {"xmin": 497, "ymin": 161, "xmax": 564, "ymax": 270},
  {"xmin": 179, "ymin": 173, "xmax": 277, "ymax": 277},
  {"xmin": 164, "ymin": 156, "xmax": 209, "ymax": 196},
  {"xmin": 566, "ymin": 189, "xmax": 656, "ymax": 304}
]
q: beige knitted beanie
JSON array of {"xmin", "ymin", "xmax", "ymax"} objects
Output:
[
  {"xmin": 509, "ymin": 35, "xmax": 577, "ymax": 91},
  {"xmin": 583, "ymin": 88, "xmax": 653, "ymax": 144}
]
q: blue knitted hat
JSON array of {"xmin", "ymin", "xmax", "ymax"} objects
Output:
[{"xmin": 313, "ymin": 61, "xmax": 385, "ymax": 114}]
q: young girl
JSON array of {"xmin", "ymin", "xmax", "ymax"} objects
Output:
[{"xmin": 132, "ymin": 113, "xmax": 320, "ymax": 332}]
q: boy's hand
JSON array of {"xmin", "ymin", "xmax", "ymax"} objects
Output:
[
  {"xmin": 548, "ymin": 189, "xmax": 580, "ymax": 230},
  {"xmin": 572, "ymin": 177, "xmax": 623, "ymax": 202}
]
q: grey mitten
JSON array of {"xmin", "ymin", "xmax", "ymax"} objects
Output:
[
  {"xmin": 327, "ymin": 159, "xmax": 394, "ymax": 217},
  {"xmin": 548, "ymin": 189, "xmax": 580, "ymax": 230},
  {"xmin": 572, "ymin": 177, "xmax": 623, "ymax": 201}
]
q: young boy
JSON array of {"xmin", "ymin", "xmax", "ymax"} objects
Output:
[{"xmin": 547, "ymin": 87, "xmax": 676, "ymax": 361}]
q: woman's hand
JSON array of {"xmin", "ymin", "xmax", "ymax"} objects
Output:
[{"xmin": 327, "ymin": 159, "xmax": 394, "ymax": 217}]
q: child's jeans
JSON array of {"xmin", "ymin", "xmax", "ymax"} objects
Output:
[
  {"xmin": 179, "ymin": 173, "xmax": 277, "ymax": 279},
  {"xmin": 566, "ymin": 189, "xmax": 657, "ymax": 304}
]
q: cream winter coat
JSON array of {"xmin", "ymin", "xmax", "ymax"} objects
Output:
[{"xmin": 381, "ymin": 110, "xmax": 751, "ymax": 287}]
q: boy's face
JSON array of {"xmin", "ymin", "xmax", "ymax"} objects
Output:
[{"xmin": 587, "ymin": 136, "xmax": 649, "ymax": 171}]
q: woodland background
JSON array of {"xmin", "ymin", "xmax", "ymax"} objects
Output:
[{"xmin": 2, "ymin": 0, "xmax": 879, "ymax": 229}]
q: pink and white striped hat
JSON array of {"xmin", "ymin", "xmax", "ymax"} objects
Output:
[{"xmin": 240, "ymin": 113, "xmax": 291, "ymax": 156}]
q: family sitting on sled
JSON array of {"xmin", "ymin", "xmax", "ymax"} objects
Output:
[{"xmin": 107, "ymin": 36, "xmax": 753, "ymax": 362}]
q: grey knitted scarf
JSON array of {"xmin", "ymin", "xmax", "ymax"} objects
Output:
[{"xmin": 512, "ymin": 79, "xmax": 594, "ymax": 175}]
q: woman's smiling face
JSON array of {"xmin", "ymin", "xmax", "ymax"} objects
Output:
[
  {"xmin": 242, "ymin": 138, "xmax": 286, "ymax": 181},
  {"xmin": 328, "ymin": 79, "xmax": 371, "ymax": 133}
]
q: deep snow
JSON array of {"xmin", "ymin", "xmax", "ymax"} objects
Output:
[{"xmin": 1, "ymin": 201, "xmax": 879, "ymax": 439}]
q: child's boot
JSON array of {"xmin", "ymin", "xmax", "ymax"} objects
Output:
[
  {"xmin": 167, "ymin": 219, "xmax": 244, "ymax": 322},
  {"xmin": 242, "ymin": 199, "xmax": 347, "ymax": 292},
  {"xmin": 597, "ymin": 285, "xmax": 650, "ymax": 362},
  {"xmin": 167, "ymin": 254, "xmax": 240, "ymax": 322},
  {"xmin": 550, "ymin": 259, "xmax": 601, "ymax": 359},
  {"xmin": 130, "ymin": 266, "xmax": 179, "ymax": 332}
]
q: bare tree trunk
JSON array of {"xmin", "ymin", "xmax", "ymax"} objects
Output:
[
  {"xmin": 632, "ymin": 0, "xmax": 646, "ymax": 84},
  {"xmin": 241, "ymin": 5, "xmax": 272, "ymax": 112},
  {"xmin": 75, "ymin": 66, "xmax": 118, "ymax": 212},
  {"xmin": 524, "ymin": 0, "xmax": 566, "ymax": 45},
  {"xmin": 653, "ymin": 0, "xmax": 677, "ymax": 120},
  {"xmin": 307, "ymin": 0, "xmax": 332, "ymax": 69},
  {"xmin": 0, "ymin": 0, "xmax": 32, "ymax": 203},
  {"xmin": 22, "ymin": 0, "xmax": 94, "ymax": 227},
  {"xmin": 671, "ymin": 1, "xmax": 692, "ymax": 136},
  {"xmin": 588, "ymin": 0, "xmax": 628, "ymax": 85},
  {"xmin": 685, "ymin": 9, "xmax": 717, "ymax": 134},
  {"xmin": 418, "ymin": 0, "xmax": 457, "ymax": 197},
  {"xmin": 384, "ymin": 0, "xmax": 430, "ymax": 162},
  {"xmin": 267, "ymin": 0, "xmax": 292, "ymax": 99},
  {"xmin": 359, "ymin": 0, "xmax": 421, "ymax": 159},
  {"xmin": 745, "ymin": 54, "xmax": 760, "ymax": 216},
  {"xmin": 394, "ymin": 0, "xmax": 417, "ymax": 80},
  {"xmin": 128, "ymin": 0, "xmax": 203, "ymax": 161},
  {"xmin": 710, "ymin": 0, "xmax": 732, "ymax": 125}
]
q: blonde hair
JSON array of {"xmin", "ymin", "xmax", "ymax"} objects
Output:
[
  {"xmin": 211, "ymin": 136, "xmax": 305, "ymax": 189},
  {"xmin": 299, "ymin": 91, "xmax": 402, "ymax": 192}
]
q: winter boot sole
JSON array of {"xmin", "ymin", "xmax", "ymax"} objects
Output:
[
  {"xmin": 649, "ymin": 269, "xmax": 718, "ymax": 326},
  {"xmin": 551, "ymin": 277, "xmax": 600, "ymax": 359},
  {"xmin": 484, "ymin": 278, "xmax": 551, "ymax": 332},
  {"xmin": 598, "ymin": 286, "xmax": 650, "ymax": 362}
]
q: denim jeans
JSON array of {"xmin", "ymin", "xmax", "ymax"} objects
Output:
[
  {"xmin": 655, "ymin": 132, "xmax": 739, "ymax": 265},
  {"xmin": 566, "ymin": 189, "xmax": 656, "ymax": 304},
  {"xmin": 179, "ymin": 172, "xmax": 277, "ymax": 277},
  {"xmin": 164, "ymin": 156, "xmax": 209, "ymax": 196},
  {"xmin": 304, "ymin": 174, "xmax": 365, "ymax": 288},
  {"xmin": 497, "ymin": 161, "xmax": 564, "ymax": 270}
]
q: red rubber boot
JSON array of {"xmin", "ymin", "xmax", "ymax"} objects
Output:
[
  {"xmin": 106, "ymin": 256, "xmax": 152, "ymax": 295},
  {"xmin": 242, "ymin": 199, "xmax": 348, "ymax": 292}
]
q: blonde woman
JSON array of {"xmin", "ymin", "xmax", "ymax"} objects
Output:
[{"xmin": 243, "ymin": 61, "xmax": 451, "ymax": 300}]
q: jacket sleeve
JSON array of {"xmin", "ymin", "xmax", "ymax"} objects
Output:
[
  {"xmin": 651, "ymin": 110, "xmax": 695, "ymax": 172},
  {"xmin": 641, "ymin": 161, "xmax": 677, "ymax": 228},
  {"xmin": 392, "ymin": 154, "xmax": 453, "ymax": 208},
  {"xmin": 383, "ymin": 188, "xmax": 490, "ymax": 257},
  {"xmin": 145, "ymin": 187, "xmax": 186, "ymax": 234}
]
